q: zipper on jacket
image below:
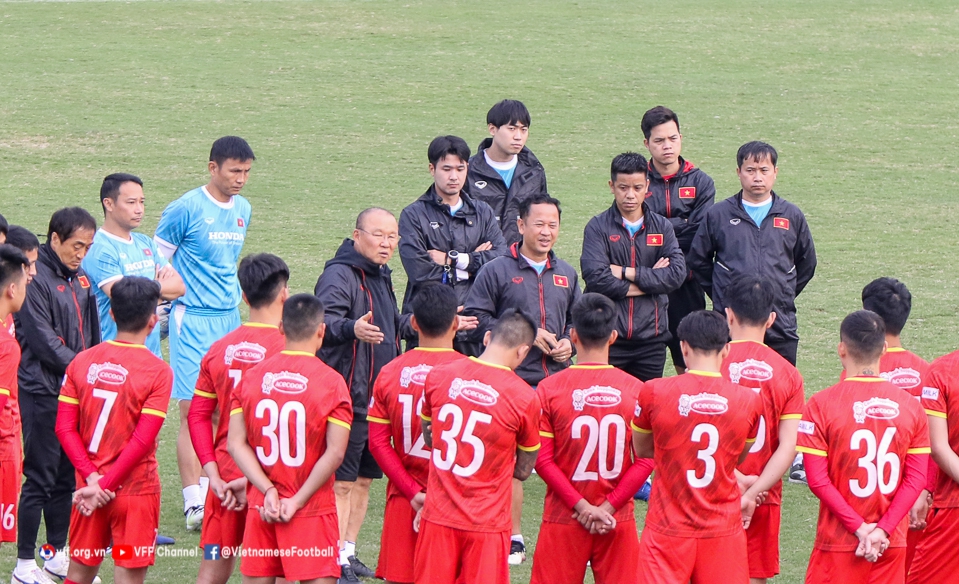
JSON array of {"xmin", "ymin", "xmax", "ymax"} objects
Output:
[
  {"xmin": 363, "ymin": 271, "xmax": 376, "ymax": 390},
  {"xmin": 70, "ymin": 279, "xmax": 87, "ymax": 349},
  {"xmin": 664, "ymin": 177, "xmax": 672, "ymax": 218},
  {"xmin": 627, "ymin": 237, "xmax": 636, "ymax": 339},
  {"xmin": 538, "ymin": 274, "xmax": 549, "ymax": 378}
]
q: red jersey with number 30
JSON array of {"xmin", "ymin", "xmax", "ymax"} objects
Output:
[
  {"xmin": 921, "ymin": 351, "xmax": 959, "ymax": 508},
  {"xmin": 231, "ymin": 350, "xmax": 353, "ymax": 517},
  {"xmin": 0, "ymin": 325, "xmax": 22, "ymax": 462},
  {"xmin": 420, "ymin": 357, "xmax": 541, "ymax": 533},
  {"xmin": 538, "ymin": 364, "xmax": 643, "ymax": 525},
  {"xmin": 632, "ymin": 371, "xmax": 762, "ymax": 538},
  {"xmin": 839, "ymin": 347, "xmax": 929, "ymax": 397},
  {"xmin": 367, "ymin": 347, "xmax": 466, "ymax": 499},
  {"xmin": 195, "ymin": 323, "xmax": 285, "ymax": 481},
  {"xmin": 797, "ymin": 377, "xmax": 930, "ymax": 551},
  {"xmin": 59, "ymin": 341, "xmax": 173, "ymax": 495},
  {"xmin": 722, "ymin": 340, "xmax": 805, "ymax": 505}
]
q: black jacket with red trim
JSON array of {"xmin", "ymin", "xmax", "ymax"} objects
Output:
[
  {"xmin": 688, "ymin": 192, "xmax": 817, "ymax": 342},
  {"xmin": 463, "ymin": 243, "xmax": 580, "ymax": 386},
  {"xmin": 315, "ymin": 239, "xmax": 412, "ymax": 415},
  {"xmin": 645, "ymin": 157, "xmax": 716, "ymax": 254},
  {"xmin": 17, "ymin": 244, "xmax": 101, "ymax": 396},
  {"xmin": 580, "ymin": 203, "xmax": 686, "ymax": 343}
]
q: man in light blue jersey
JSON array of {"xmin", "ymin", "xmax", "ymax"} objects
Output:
[
  {"xmin": 83, "ymin": 173, "xmax": 185, "ymax": 357},
  {"xmin": 153, "ymin": 136, "xmax": 255, "ymax": 530}
]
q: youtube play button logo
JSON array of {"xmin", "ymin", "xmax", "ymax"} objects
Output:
[{"xmin": 112, "ymin": 545, "xmax": 134, "ymax": 561}]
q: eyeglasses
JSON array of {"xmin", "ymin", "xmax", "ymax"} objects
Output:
[{"xmin": 357, "ymin": 229, "xmax": 400, "ymax": 244}]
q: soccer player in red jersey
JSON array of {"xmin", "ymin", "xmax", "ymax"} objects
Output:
[
  {"xmin": 55, "ymin": 276, "xmax": 173, "ymax": 584},
  {"xmin": 188, "ymin": 253, "xmax": 290, "ymax": 584},
  {"xmin": 228, "ymin": 293, "xmax": 352, "ymax": 584},
  {"xmin": 367, "ymin": 284, "xmax": 465, "ymax": 584},
  {"xmin": 0, "ymin": 246, "xmax": 29, "ymax": 547},
  {"xmin": 632, "ymin": 310, "xmax": 763, "ymax": 584},
  {"xmin": 532, "ymin": 293, "xmax": 651, "ymax": 584},
  {"xmin": 721, "ymin": 276, "xmax": 805, "ymax": 584},
  {"xmin": 798, "ymin": 310, "xmax": 930, "ymax": 584},
  {"xmin": 413, "ymin": 309, "xmax": 541, "ymax": 584}
]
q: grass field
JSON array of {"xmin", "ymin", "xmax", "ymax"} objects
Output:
[{"xmin": 1, "ymin": 0, "xmax": 958, "ymax": 582}]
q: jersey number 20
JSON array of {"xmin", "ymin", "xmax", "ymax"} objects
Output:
[{"xmin": 571, "ymin": 414, "xmax": 626, "ymax": 481}]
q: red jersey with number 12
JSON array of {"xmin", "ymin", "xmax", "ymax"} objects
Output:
[{"xmin": 0, "ymin": 325, "xmax": 22, "ymax": 462}]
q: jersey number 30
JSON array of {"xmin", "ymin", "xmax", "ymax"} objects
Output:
[{"xmin": 255, "ymin": 399, "xmax": 306, "ymax": 468}]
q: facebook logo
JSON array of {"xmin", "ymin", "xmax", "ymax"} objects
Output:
[{"xmin": 203, "ymin": 544, "xmax": 220, "ymax": 560}]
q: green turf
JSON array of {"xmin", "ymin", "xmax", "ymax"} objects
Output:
[{"xmin": 2, "ymin": 0, "xmax": 958, "ymax": 581}]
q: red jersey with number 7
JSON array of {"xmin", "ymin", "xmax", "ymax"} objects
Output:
[
  {"xmin": 797, "ymin": 377, "xmax": 930, "ymax": 551},
  {"xmin": 420, "ymin": 357, "xmax": 541, "ymax": 533},
  {"xmin": 230, "ymin": 350, "xmax": 353, "ymax": 517},
  {"xmin": 632, "ymin": 371, "xmax": 762, "ymax": 538},
  {"xmin": 58, "ymin": 340, "xmax": 173, "ymax": 495},
  {"xmin": 366, "ymin": 347, "xmax": 466, "ymax": 499}
]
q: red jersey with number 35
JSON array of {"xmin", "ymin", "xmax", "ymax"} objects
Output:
[
  {"xmin": 921, "ymin": 351, "xmax": 959, "ymax": 508},
  {"xmin": 840, "ymin": 347, "xmax": 929, "ymax": 398},
  {"xmin": 420, "ymin": 357, "xmax": 541, "ymax": 533},
  {"xmin": 367, "ymin": 347, "xmax": 466, "ymax": 499},
  {"xmin": 59, "ymin": 341, "xmax": 173, "ymax": 494},
  {"xmin": 0, "ymin": 325, "xmax": 22, "ymax": 462},
  {"xmin": 722, "ymin": 340, "xmax": 805, "ymax": 505},
  {"xmin": 195, "ymin": 323, "xmax": 285, "ymax": 481},
  {"xmin": 632, "ymin": 371, "xmax": 762, "ymax": 538},
  {"xmin": 797, "ymin": 377, "xmax": 930, "ymax": 551},
  {"xmin": 231, "ymin": 350, "xmax": 353, "ymax": 517},
  {"xmin": 538, "ymin": 364, "xmax": 643, "ymax": 525}
]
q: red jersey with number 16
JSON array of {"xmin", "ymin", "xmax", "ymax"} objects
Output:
[
  {"xmin": 0, "ymin": 325, "xmax": 22, "ymax": 462},
  {"xmin": 420, "ymin": 357, "xmax": 541, "ymax": 533}
]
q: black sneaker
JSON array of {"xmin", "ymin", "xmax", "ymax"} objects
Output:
[
  {"xmin": 348, "ymin": 555, "xmax": 375, "ymax": 578},
  {"xmin": 508, "ymin": 540, "xmax": 526, "ymax": 565},
  {"xmin": 788, "ymin": 460, "xmax": 807, "ymax": 485},
  {"xmin": 338, "ymin": 563, "xmax": 361, "ymax": 584}
]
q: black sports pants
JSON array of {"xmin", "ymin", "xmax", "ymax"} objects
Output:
[
  {"xmin": 665, "ymin": 278, "xmax": 707, "ymax": 370},
  {"xmin": 610, "ymin": 341, "xmax": 668, "ymax": 382}
]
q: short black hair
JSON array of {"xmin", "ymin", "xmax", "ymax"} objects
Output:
[
  {"xmin": 862, "ymin": 277, "xmax": 912, "ymax": 336},
  {"xmin": 111, "ymin": 276, "xmax": 161, "ymax": 333},
  {"xmin": 355, "ymin": 207, "xmax": 395, "ymax": 230},
  {"xmin": 0, "ymin": 214, "xmax": 7, "ymax": 238},
  {"xmin": 678, "ymin": 310, "xmax": 729, "ymax": 352},
  {"xmin": 5, "ymin": 226, "xmax": 39, "ymax": 253},
  {"xmin": 0, "ymin": 244, "xmax": 29, "ymax": 289},
  {"xmin": 737, "ymin": 141, "xmax": 778, "ymax": 168},
  {"xmin": 487, "ymin": 99, "xmax": 531, "ymax": 128},
  {"xmin": 571, "ymin": 293, "xmax": 617, "ymax": 350},
  {"xmin": 428, "ymin": 135, "xmax": 471, "ymax": 166},
  {"xmin": 282, "ymin": 294, "xmax": 325, "ymax": 342},
  {"xmin": 47, "ymin": 207, "xmax": 97, "ymax": 244},
  {"xmin": 238, "ymin": 253, "xmax": 290, "ymax": 309},
  {"xmin": 610, "ymin": 152, "xmax": 649, "ymax": 182},
  {"xmin": 518, "ymin": 194, "xmax": 562, "ymax": 221},
  {"xmin": 488, "ymin": 309, "xmax": 536, "ymax": 349},
  {"xmin": 100, "ymin": 173, "xmax": 143, "ymax": 213},
  {"xmin": 640, "ymin": 106, "xmax": 680, "ymax": 139},
  {"xmin": 411, "ymin": 283, "xmax": 458, "ymax": 337},
  {"xmin": 723, "ymin": 276, "xmax": 775, "ymax": 327},
  {"xmin": 210, "ymin": 136, "xmax": 256, "ymax": 166},
  {"xmin": 840, "ymin": 310, "xmax": 886, "ymax": 363}
]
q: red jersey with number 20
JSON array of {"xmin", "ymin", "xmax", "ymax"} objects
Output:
[
  {"xmin": 194, "ymin": 323, "xmax": 285, "ymax": 481},
  {"xmin": 538, "ymin": 364, "xmax": 643, "ymax": 525},
  {"xmin": 797, "ymin": 377, "xmax": 930, "ymax": 551},
  {"xmin": 420, "ymin": 357, "xmax": 541, "ymax": 533},
  {"xmin": 231, "ymin": 350, "xmax": 353, "ymax": 517},
  {"xmin": 367, "ymin": 347, "xmax": 466, "ymax": 499},
  {"xmin": 59, "ymin": 341, "xmax": 173, "ymax": 495},
  {"xmin": 0, "ymin": 325, "xmax": 22, "ymax": 462},
  {"xmin": 632, "ymin": 371, "xmax": 762, "ymax": 538}
]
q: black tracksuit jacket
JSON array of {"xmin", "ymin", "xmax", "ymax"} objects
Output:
[{"xmin": 645, "ymin": 158, "xmax": 716, "ymax": 254}]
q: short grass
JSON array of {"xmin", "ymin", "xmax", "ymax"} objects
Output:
[{"xmin": 1, "ymin": 0, "xmax": 958, "ymax": 582}]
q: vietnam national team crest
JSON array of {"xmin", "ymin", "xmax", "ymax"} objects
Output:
[
  {"xmin": 678, "ymin": 392, "xmax": 728, "ymax": 417},
  {"xmin": 400, "ymin": 364, "xmax": 432, "ymax": 388},
  {"xmin": 448, "ymin": 378, "xmax": 499, "ymax": 406},
  {"xmin": 87, "ymin": 362, "xmax": 129, "ymax": 385},
  {"xmin": 880, "ymin": 367, "xmax": 921, "ymax": 390},
  {"xmin": 78, "ymin": 275, "xmax": 90, "ymax": 288},
  {"xmin": 728, "ymin": 359, "xmax": 773, "ymax": 386},
  {"xmin": 773, "ymin": 218, "xmax": 790, "ymax": 230},
  {"xmin": 646, "ymin": 234, "xmax": 663, "ymax": 246},
  {"xmin": 237, "ymin": 218, "xmax": 245, "ymax": 227},
  {"xmin": 678, "ymin": 187, "xmax": 696, "ymax": 199},
  {"xmin": 224, "ymin": 342, "xmax": 268, "ymax": 366},
  {"xmin": 571, "ymin": 386, "xmax": 622, "ymax": 411},
  {"xmin": 261, "ymin": 371, "xmax": 309, "ymax": 395},
  {"xmin": 852, "ymin": 397, "xmax": 899, "ymax": 424},
  {"xmin": 553, "ymin": 274, "xmax": 569, "ymax": 288}
]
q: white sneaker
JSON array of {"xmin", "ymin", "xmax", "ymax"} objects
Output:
[
  {"xmin": 11, "ymin": 567, "xmax": 57, "ymax": 584},
  {"xmin": 507, "ymin": 540, "xmax": 527, "ymax": 566},
  {"xmin": 41, "ymin": 559, "xmax": 101, "ymax": 584},
  {"xmin": 185, "ymin": 504, "xmax": 205, "ymax": 531}
]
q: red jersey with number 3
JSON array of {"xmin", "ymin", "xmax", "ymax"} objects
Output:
[
  {"xmin": 59, "ymin": 341, "xmax": 173, "ymax": 494},
  {"xmin": 839, "ymin": 347, "xmax": 929, "ymax": 398},
  {"xmin": 722, "ymin": 340, "xmax": 805, "ymax": 505},
  {"xmin": 367, "ymin": 347, "xmax": 466, "ymax": 498},
  {"xmin": 538, "ymin": 364, "xmax": 643, "ymax": 525},
  {"xmin": 632, "ymin": 371, "xmax": 762, "ymax": 538},
  {"xmin": 231, "ymin": 350, "xmax": 353, "ymax": 517},
  {"xmin": 797, "ymin": 377, "xmax": 930, "ymax": 551},
  {"xmin": 195, "ymin": 323, "xmax": 285, "ymax": 481},
  {"xmin": 0, "ymin": 325, "xmax": 21, "ymax": 462},
  {"xmin": 921, "ymin": 351, "xmax": 959, "ymax": 508},
  {"xmin": 420, "ymin": 357, "xmax": 541, "ymax": 533}
]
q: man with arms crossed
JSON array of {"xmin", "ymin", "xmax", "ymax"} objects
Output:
[
  {"xmin": 414, "ymin": 310, "xmax": 540, "ymax": 584},
  {"xmin": 154, "ymin": 136, "xmax": 256, "ymax": 530},
  {"xmin": 367, "ymin": 284, "xmax": 465, "ymax": 584}
]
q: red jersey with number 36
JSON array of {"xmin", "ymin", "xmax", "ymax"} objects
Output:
[
  {"xmin": 231, "ymin": 350, "xmax": 353, "ymax": 517},
  {"xmin": 921, "ymin": 351, "xmax": 959, "ymax": 508},
  {"xmin": 367, "ymin": 347, "xmax": 466, "ymax": 499},
  {"xmin": 632, "ymin": 371, "xmax": 762, "ymax": 538},
  {"xmin": 0, "ymin": 325, "xmax": 22, "ymax": 462},
  {"xmin": 538, "ymin": 364, "xmax": 643, "ymax": 525},
  {"xmin": 420, "ymin": 357, "xmax": 541, "ymax": 533},
  {"xmin": 722, "ymin": 340, "xmax": 805, "ymax": 505},
  {"xmin": 195, "ymin": 323, "xmax": 285, "ymax": 481},
  {"xmin": 59, "ymin": 341, "xmax": 173, "ymax": 495},
  {"xmin": 839, "ymin": 347, "xmax": 929, "ymax": 398},
  {"xmin": 797, "ymin": 377, "xmax": 930, "ymax": 551}
]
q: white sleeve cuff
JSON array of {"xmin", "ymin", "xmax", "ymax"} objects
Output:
[
  {"xmin": 153, "ymin": 236, "xmax": 178, "ymax": 260},
  {"xmin": 455, "ymin": 253, "xmax": 469, "ymax": 270}
]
